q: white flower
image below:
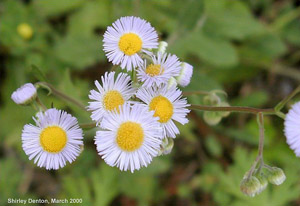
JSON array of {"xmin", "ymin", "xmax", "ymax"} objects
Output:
[
  {"xmin": 21, "ymin": 109, "xmax": 84, "ymax": 170},
  {"xmin": 176, "ymin": 62, "xmax": 193, "ymax": 87},
  {"xmin": 136, "ymin": 85, "xmax": 190, "ymax": 138},
  {"xmin": 103, "ymin": 16, "xmax": 158, "ymax": 71},
  {"xmin": 88, "ymin": 72, "xmax": 136, "ymax": 124},
  {"xmin": 284, "ymin": 101, "xmax": 300, "ymax": 156},
  {"xmin": 95, "ymin": 103, "xmax": 162, "ymax": 172},
  {"xmin": 137, "ymin": 52, "xmax": 181, "ymax": 88},
  {"xmin": 11, "ymin": 83, "xmax": 37, "ymax": 105}
]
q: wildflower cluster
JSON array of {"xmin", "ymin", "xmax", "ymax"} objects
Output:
[
  {"xmin": 88, "ymin": 16, "xmax": 191, "ymax": 172},
  {"xmin": 12, "ymin": 16, "xmax": 192, "ymax": 172},
  {"xmin": 10, "ymin": 16, "xmax": 300, "ymax": 196}
]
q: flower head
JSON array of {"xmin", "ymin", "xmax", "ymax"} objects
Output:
[
  {"xmin": 21, "ymin": 109, "xmax": 84, "ymax": 170},
  {"xmin": 103, "ymin": 16, "xmax": 158, "ymax": 71},
  {"xmin": 176, "ymin": 62, "xmax": 193, "ymax": 87},
  {"xmin": 137, "ymin": 52, "xmax": 181, "ymax": 88},
  {"xmin": 17, "ymin": 23, "xmax": 33, "ymax": 40},
  {"xmin": 88, "ymin": 72, "xmax": 136, "ymax": 124},
  {"xmin": 266, "ymin": 167, "xmax": 286, "ymax": 185},
  {"xmin": 136, "ymin": 85, "xmax": 190, "ymax": 138},
  {"xmin": 284, "ymin": 102, "xmax": 300, "ymax": 156},
  {"xmin": 95, "ymin": 103, "xmax": 162, "ymax": 172},
  {"xmin": 240, "ymin": 176, "xmax": 261, "ymax": 197},
  {"xmin": 11, "ymin": 83, "xmax": 37, "ymax": 105}
]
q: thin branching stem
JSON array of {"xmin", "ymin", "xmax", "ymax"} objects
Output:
[
  {"xmin": 189, "ymin": 105, "xmax": 275, "ymax": 115},
  {"xmin": 79, "ymin": 122, "xmax": 97, "ymax": 129},
  {"xmin": 247, "ymin": 113, "xmax": 265, "ymax": 178},
  {"xmin": 36, "ymin": 82, "xmax": 86, "ymax": 111}
]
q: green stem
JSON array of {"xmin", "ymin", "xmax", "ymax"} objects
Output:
[
  {"xmin": 36, "ymin": 96, "xmax": 47, "ymax": 111},
  {"xmin": 36, "ymin": 82, "xmax": 86, "ymax": 111},
  {"xmin": 189, "ymin": 104, "xmax": 275, "ymax": 115},
  {"xmin": 79, "ymin": 122, "xmax": 97, "ymax": 129},
  {"xmin": 275, "ymin": 85, "xmax": 300, "ymax": 112},
  {"xmin": 247, "ymin": 113, "xmax": 265, "ymax": 178}
]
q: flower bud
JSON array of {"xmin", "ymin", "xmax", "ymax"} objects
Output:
[
  {"xmin": 240, "ymin": 176, "xmax": 261, "ymax": 197},
  {"xmin": 203, "ymin": 111, "xmax": 222, "ymax": 126},
  {"xmin": 203, "ymin": 93, "xmax": 221, "ymax": 106},
  {"xmin": 167, "ymin": 77, "xmax": 177, "ymax": 89},
  {"xmin": 176, "ymin": 62, "xmax": 193, "ymax": 87},
  {"xmin": 266, "ymin": 167, "xmax": 286, "ymax": 185},
  {"xmin": 254, "ymin": 172, "xmax": 268, "ymax": 194},
  {"xmin": 157, "ymin": 41, "xmax": 168, "ymax": 54},
  {"xmin": 17, "ymin": 23, "xmax": 33, "ymax": 40},
  {"xmin": 158, "ymin": 137, "xmax": 174, "ymax": 156},
  {"xmin": 11, "ymin": 83, "xmax": 37, "ymax": 105}
]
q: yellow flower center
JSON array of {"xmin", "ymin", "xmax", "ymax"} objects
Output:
[
  {"xmin": 118, "ymin": 33, "xmax": 142, "ymax": 56},
  {"xmin": 149, "ymin": 96, "xmax": 174, "ymax": 123},
  {"xmin": 145, "ymin": 64, "xmax": 164, "ymax": 77},
  {"xmin": 40, "ymin": 126, "xmax": 67, "ymax": 153},
  {"xmin": 116, "ymin": 121, "xmax": 144, "ymax": 151},
  {"xmin": 17, "ymin": 23, "xmax": 33, "ymax": 40},
  {"xmin": 103, "ymin": 90, "xmax": 125, "ymax": 111}
]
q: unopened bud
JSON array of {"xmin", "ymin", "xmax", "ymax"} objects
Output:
[
  {"xmin": 267, "ymin": 167, "xmax": 286, "ymax": 185},
  {"xmin": 157, "ymin": 41, "xmax": 168, "ymax": 54},
  {"xmin": 158, "ymin": 137, "xmax": 174, "ymax": 156},
  {"xmin": 167, "ymin": 77, "xmax": 177, "ymax": 89},
  {"xmin": 11, "ymin": 83, "xmax": 37, "ymax": 105},
  {"xmin": 240, "ymin": 176, "xmax": 261, "ymax": 197},
  {"xmin": 203, "ymin": 93, "xmax": 221, "ymax": 106},
  {"xmin": 203, "ymin": 111, "xmax": 222, "ymax": 126},
  {"xmin": 17, "ymin": 23, "xmax": 33, "ymax": 40},
  {"xmin": 176, "ymin": 62, "xmax": 193, "ymax": 87},
  {"xmin": 254, "ymin": 172, "xmax": 268, "ymax": 194}
]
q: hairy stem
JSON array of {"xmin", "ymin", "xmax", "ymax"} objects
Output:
[
  {"xmin": 79, "ymin": 122, "xmax": 97, "ymax": 129},
  {"xmin": 37, "ymin": 82, "xmax": 86, "ymax": 111},
  {"xmin": 247, "ymin": 113, "xmax": 265, "ymax": 177},
  {"xmin": 189, "ymin": 104, "xmax": 275, "ymax": 115},
  {"xmin": 36, "ymin": 96, "xmax": 47, "ymax": 111},
  {"xmin": 275, "ymin": 85, "xmax": 300, "ymax": 112}
]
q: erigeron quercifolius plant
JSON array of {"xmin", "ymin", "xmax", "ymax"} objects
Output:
[{"xmin": 11, "ymin": 16, "xmax": 300, "ymax": 197}]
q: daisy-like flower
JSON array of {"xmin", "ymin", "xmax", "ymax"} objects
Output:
[
  {"xmin": 176, "ymin": 62, "xmax": 193, "ymax": 87},
  {"xmin": 284, "ymin": 101, "xmax": 300, "ymax": 156},
  {"xmin": 88, "ymin": 72, "xmax": 136, "ymax": 123},
  {"xmin": 103, "ymin": 16, "xmax": 158, "ymax": 71},
  {"xmin": 11, "ymin": 83, "xmax": 37, "ymax": 105},
  {"xmin": 136, "ymin": 85, "xmax": 190, "ymax": 138},
  {"xmin": 21, "ymin": 108, "xmax": 84, "ymax": 170},
  {"xmin": 137, "ymin": 52, "xmax": 181, "ymax": 88},
  {"xmin": 95, "ymin": 103, "xmax": 162, "ymax": 172}
]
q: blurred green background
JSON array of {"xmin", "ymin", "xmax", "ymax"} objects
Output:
[{"xmin": 1, "ymin": 0, "xmax": 300, "ymax": 205}]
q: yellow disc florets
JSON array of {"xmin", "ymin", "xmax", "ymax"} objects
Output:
[
  {"xmin": 103, "ymin": 90, "xmax": 125, "ymax": 111},
  {"xmin": 40, "ymin": 126, "xmax": 67, "ymax": 153},
  {"xmin": 119, "ymin": 33, "xmax": 142, "ymax": 56},
  {"xmin": 116, "ymin": 121, "xmax": 144, "ymax": 151},
  {"xmin": 145, "ymin": 64, "xmax": 164, "ymax": 77},
  {"xmin": 149, "ymin": 95, "xmax": 174, "ymax": 123}
]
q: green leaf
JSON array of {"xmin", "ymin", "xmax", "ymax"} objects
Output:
[
  {"xmin": 68, "ymin": 0, "xmax": 112, "ymax": 36},
  {"xmin": 31, "ymin": 64, "xmax": 48, "ymax": 82},
  {"xmin": 170, "ymin": 31, "xmax": 238, "ymax": 67},
  {"xmin": 54, "ymin": 34, "xmax": 102, "ymax": 69},
  {"xmin": 239, "ymin": 33, "xmax": 287, "ymax": 66},
  {"xmin": 32, "ymin": 0, "xmax": 85, "ymax": 17},
  {"xmin": 203, "ymin": 0, "xmax": 263, "ymax": 40},
  {"xmin": 92, "ymin": 164, "xmax": 119, "ymax": 206}
]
